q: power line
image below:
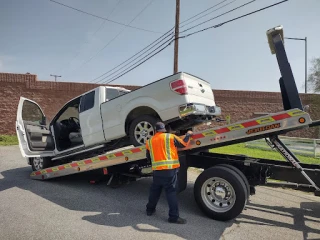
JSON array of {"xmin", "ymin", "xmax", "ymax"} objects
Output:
[
  {"xmin": 92, "ymin": 30, "xmax": 174, "ymax": 83},
  {"xmin": 180, "ymin": 0, "xmax": 237, "ymax": 29},
  {"xmin": 59, "ymin": 0, "xmax": 124, "ymax": 74},
  {"xmin": 179, "ymin": 0, "xmax": 228, "ymax": 27},
  {"xmin": 98, "ymin": 0, "xmax": 289, "ymax": 85},
  {"xmin": 90, "ymin": 0, "xmax": 237, "ymax": 83},
  {"xmin": 49, "ymin": 0, "xmax": 162, "ymax": 34},
  {"xmin": 180, "ymin": 0, "xmax": 257, "ymax": 34},
  {"xmin": 68, "ymin": 0, "xmax": 157, "ymax": 76},
  {"xmin": 100, "ymin": 37, "xmax": 175, "ymax": 85},
  {"xmin": 180, "ymin": 0, "xmax": 289, "ymax": 39}
]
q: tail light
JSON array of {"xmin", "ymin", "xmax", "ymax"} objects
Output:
[{"xmin": 170, "ymin": 79, "xmax": 188, "ymax": 95}]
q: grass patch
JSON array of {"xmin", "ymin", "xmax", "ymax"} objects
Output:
[
  {"xmin": 210, "ymin": 143, "xmax": 320, "ymax": 165},
  {"xmin": 0, "ymin": 135, "xmax": 18, "ymax": 146}
]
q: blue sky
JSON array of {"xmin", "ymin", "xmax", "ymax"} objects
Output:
[{"xmin": 1, "ymin": 0, "xmax": 319, "ymax": 93}]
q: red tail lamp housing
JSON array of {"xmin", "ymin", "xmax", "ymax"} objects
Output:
[{"xmin": 170, "ymin": 79, "xmax": 188, "ymax": 95}]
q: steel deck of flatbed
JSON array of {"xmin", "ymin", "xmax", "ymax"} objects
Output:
[{"xmin": 30, "ymin": 108, "xmax": 312, "ymax": 180}]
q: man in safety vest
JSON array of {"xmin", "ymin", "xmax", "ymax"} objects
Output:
[{"xmin": 145, "ymin": 122, "xmax": 193, "ymax": 224}]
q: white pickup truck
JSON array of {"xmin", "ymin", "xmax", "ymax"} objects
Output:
[{"xmin": 16, "ymin": 72, "xmax": 221, "ymax": 171}]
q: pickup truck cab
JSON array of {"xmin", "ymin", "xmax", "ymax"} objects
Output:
[{"xmin": 16, "ymin": 72, "xmax": 221, "ymax": 171}]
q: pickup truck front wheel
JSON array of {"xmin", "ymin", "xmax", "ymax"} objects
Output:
[
  {"xmin": 31, "ymin": 157, "xmax": 52, "ymax": 171},
  {"xmin": 129, "ymin": 115, "xmax": 159, "ymax": 146}
]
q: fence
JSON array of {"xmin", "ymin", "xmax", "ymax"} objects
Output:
[{"xmin": 245, "ymin": 136, "xmax": 320, "ymax": 158}]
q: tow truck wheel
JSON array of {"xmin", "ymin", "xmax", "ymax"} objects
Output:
[
  {"xmin": 129, "ymin": 115, "xmax": 160, "ymax": 146},
  {"xmin": 31, "ymin": 157, "xmax": 52, "ymax": 171},
  {"xmin": 194, "ymin": 165, "xmax": 247, "ymax": 221},
  {"xmin": 218, "ymin": 164, "xmax": 250, "ymax": 200}
]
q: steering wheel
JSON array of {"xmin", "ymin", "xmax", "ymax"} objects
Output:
[{"xmin": 68, "ymin": 117, "xmax": 80, "ymax": 130}]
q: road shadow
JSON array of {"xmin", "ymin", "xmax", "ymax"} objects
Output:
[
  {"xmin": 1, "ymin": 165, "xmax": 320, "ymax": 239},
  {"xmin": 236, "ymin": 191, "xmax": 320, "ymax": 240},
  {"xmin": 0, "ymin": 166, "xmax": 232, "ymax": 239}
]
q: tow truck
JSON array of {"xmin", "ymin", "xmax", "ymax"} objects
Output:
[{"xmin": 26, "ymin": 26, "xmax": 320, "ymax": 221}]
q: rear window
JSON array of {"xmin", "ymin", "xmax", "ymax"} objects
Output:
[
  {"xmin": 106, "ymin": 88, "xmax": 119, "ymax": 100},
  {"xmin": 80, "ymin": 91, "xmax": 95, "ymax": 112}
]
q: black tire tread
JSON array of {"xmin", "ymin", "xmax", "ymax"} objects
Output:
[
  {"xmin": 218, "ymin": 164, "xmax": 250, "ymax": 200},
  {"xmin": 31, "ymin": 157, "xmax": 52, "ymax": 171},
  {"xmin": 194, "ymin": 165, "xmax": 247, "ymax": 221}
]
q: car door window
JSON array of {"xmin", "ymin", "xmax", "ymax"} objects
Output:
[
  {"xmin": 80, "ymin": 91, "xmax": 95, "ymax": 113},
  {"xmin": 22, "ymin": 100, "xmax": 44, "ymax": 124},
  {"xmin": 106, "ymin": 88, "xmax": 119, "ymax": 101}
]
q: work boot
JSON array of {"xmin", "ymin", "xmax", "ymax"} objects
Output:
[
  {"xmin": 146, "ymin": 209, "xmax": 156, "ymax": 216},
  {"xmin": 168, "ymin": 217, "xmax": 186, "ymax": 224}
]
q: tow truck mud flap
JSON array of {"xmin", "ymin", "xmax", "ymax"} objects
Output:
[{"xmin": 177, "ymin": 154, "xmax": 188, "ymax": 193}]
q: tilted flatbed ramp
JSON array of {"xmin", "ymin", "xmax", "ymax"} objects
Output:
[
  {"xmin": 30, "ymin": 108, "xmax": 311, "ymax": 180},
  {"xmin": 25, "ymin": 25, "xmax": 320, "ymax": 222}
]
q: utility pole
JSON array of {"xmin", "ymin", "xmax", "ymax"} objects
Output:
[
  {"xmin": 173, "ymin": 0, "xmax": 180, "ymax": 74},
  {"xmin": 50, "ymin": 74, "xmax": 62, "ymax": 82}
]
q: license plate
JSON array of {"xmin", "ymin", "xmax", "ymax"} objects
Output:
[{"xmin": 194, "ymin": 104, "xmax": 206, "ymax": 112}]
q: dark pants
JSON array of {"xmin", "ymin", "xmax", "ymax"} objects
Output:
[{"xmin": 146, "ymin": 168, "xmax": 179, "ymax": 221}]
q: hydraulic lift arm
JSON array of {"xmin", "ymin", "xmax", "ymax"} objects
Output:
[{"xmin": 267, "ymin": 25, "xmax": 303, "ymax": 111}]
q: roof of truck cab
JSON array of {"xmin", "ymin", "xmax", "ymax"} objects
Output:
[
  {"xmin": 103, "ymin": 86, "xmax": 131, "ymax": 91},
  {"xmin": 63, "ymin": 71, "xmax": 208, "ymax": 104}
]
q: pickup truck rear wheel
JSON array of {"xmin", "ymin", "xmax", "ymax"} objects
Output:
[{"xmin": 129, "ymin": 115, "xmax": 159, "ymax": 146}]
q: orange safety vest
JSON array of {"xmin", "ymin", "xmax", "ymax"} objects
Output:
[{"xmin": 146, "ymin": 132, "xmax": 189, "ymax": 171}]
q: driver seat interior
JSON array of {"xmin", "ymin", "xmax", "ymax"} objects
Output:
[{"xmin": 69, "ymin": 131, "xmax": 83, "ymax": 144}]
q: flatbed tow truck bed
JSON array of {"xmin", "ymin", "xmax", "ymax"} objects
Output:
[{"xmin": 27, "ymin": 26, "xmax": 320, "ymax": 221}]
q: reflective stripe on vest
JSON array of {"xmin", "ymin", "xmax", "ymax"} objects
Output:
[{"xmin": 148, "ymin": 133, "xmax": 180, "ymax": 170}]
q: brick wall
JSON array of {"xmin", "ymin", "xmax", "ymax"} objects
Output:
[{"xmin": 1, "ymin": 72, "xmax": 319, "ymax": 138}]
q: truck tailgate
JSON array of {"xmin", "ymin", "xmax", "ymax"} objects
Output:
[{"xmin": 182, "ymin": 73, "xmax": 216, "ymax": 105}]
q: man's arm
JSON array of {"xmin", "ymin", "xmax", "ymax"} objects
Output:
[
  {"xmin": 173, "ymin": 131, "xmax": 193, "ymax": 148},
  {"xmin": 146, "ymin": 141, "xmax": 151, "ymax": 163}
]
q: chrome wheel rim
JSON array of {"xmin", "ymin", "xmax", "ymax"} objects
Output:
[
  {"xmin": 201, "ymin": 177, "xmax": 236, "ymax": 213},
  {"xmin": 134, "ymin": 121, "xmax": 155, "ymax": 144},
  {"xmin": 33, "ymin": 157, "xmax": 43, "ymax": 171}
]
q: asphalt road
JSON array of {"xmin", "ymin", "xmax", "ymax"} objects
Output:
[{"xmin": 0, "ymin": 146, "xmax": 320, "ymax": 240}]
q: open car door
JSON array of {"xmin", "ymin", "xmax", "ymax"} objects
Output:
[{"xmin": 16, "ymin": 97, "xmax": 55, "ymax": 158}]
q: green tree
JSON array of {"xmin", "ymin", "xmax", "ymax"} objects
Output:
[{"xmin": 307, "ymin": 57, "xmax": 320, "ymax": 93}]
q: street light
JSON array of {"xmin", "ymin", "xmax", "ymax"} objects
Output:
[
  {"xmin": 284, "ymin": 36, "xmax": 308, "ymax": 93},
  {"xmin": 50, "ymin": 74, "xmax": 62, "ymax": 82}
]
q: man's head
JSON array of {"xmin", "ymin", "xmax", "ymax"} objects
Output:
[{"xmin": 155, "ymin": 122, "xmax": 166, "ymax": 133}]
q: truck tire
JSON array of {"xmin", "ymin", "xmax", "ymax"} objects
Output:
[
  {"xmin": 194, "ymin": 165, "xmax": 247, "ymax": 221},
  {"xmin": 217, "ymin": 164, "xmax": 250, "ymax": 200},
  {"xmin": 31, "ymin": 157, "xmax": 52, "ymax": 171},
  {"xmin": 129, "ymin": 115, "xmax": 160, "ymax": 146}
]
